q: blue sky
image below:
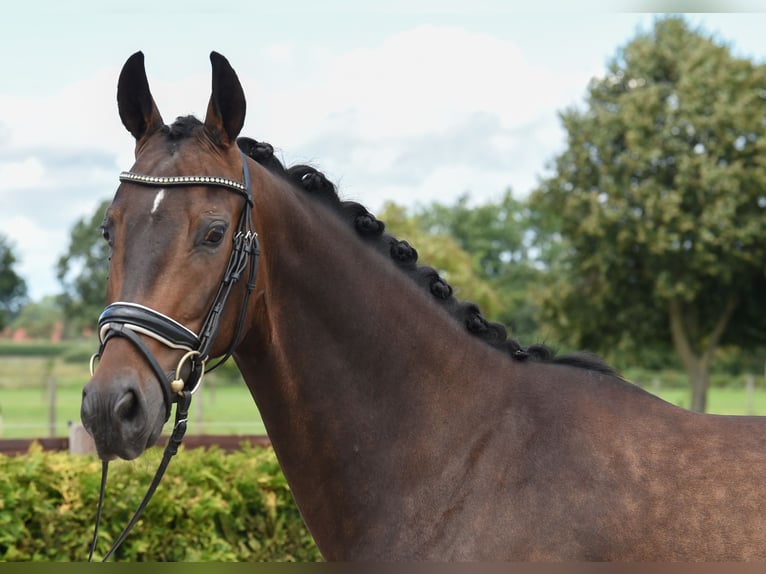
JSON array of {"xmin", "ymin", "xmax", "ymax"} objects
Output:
[{"xmin": 3, "ymin": 2, "xmax": 766, "ymax": 299}]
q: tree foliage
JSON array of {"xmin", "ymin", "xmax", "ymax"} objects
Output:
[
  {"xmin": 416, "ymin": 191, "xmax": 530, "ymax": 278},
  {"xmin": 378, "ymin": 201, "xmax": 504, "ymax": 319},
  {"xmin": 9, "ymin": 296, "xmax": 64, "ymax": 340},
  {"xmin": 410, "ymin": 191, "xmax": 544, "ymax": 339},
  {"xmin": 56, "ymin": 199, "xmax": 111, "ymax": 334},
  {"xmin": 0, "ymin": 234, "xmax": 28, "ymax": 331},
  {"xmin": 530, "ymin": 16, "xmax": 766, "ymax": 411},
  {"xmin": 380, "ymin": 191, "xmax": 544, "ymax": 340}
]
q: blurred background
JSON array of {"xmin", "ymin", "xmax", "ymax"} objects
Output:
[{"xmin": 2, "ymin": 3, "xmax": 765, "ymax": 439}]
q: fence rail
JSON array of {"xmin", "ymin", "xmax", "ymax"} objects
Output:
[{"xmin": 0, "ymin": 426, "xmax": 271, "ymax": 456}]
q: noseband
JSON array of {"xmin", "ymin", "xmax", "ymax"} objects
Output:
[{"xmin": 88, "ymin": 150, "xmax": 260, "ymax": 561}]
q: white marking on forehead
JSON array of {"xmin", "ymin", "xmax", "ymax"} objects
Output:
[{"xmin": 151, "ymin": 189, "xmax": 166, "ymax": 214}]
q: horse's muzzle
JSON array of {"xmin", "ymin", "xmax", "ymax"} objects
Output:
[{"xmin": 81, "ymin": 373, "xmax": 163, "ymax": 460}]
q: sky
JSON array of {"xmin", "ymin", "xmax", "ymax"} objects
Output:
[{"xmin": 2, "ymin": 1, "xmax": 766, "ymax": 300}]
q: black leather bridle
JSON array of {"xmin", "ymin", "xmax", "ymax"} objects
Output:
[{"xmin": 88, "ymin": 150, "xmax": 260, "ymax": 561}]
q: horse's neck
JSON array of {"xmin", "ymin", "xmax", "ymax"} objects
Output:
[{"xmin": 232, "ymin": 181, "xmax": 518, "ymax": 557}]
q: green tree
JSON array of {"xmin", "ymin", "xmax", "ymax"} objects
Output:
[
  {"xmin": 417, "ymin": 191, "xmax": 530, "ymax": 278},
  {"xmin": 378, "ymin": 201, "xmax": 504, "ymax": 319},
  {"xmin": 56, "ymin": 199, "xmax": 111, "ymax": 333},
  {"xmin": 412, "ymin": 191, "xmax": 544, "ymax": 339},
  {"xmin": 0, "ymin": 235, "xmax": 28, "ymax": 331},
  {"xmin": 531, "ymin": 16, "xmax": 766, "ymax": 412},
  {"xmin": 10, "ymin": 296, "xmax": 64, "ymax": 339}
]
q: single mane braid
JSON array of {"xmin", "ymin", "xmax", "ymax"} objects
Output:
[
  {"xmin": 236, "ymin": 136, "xmax": 619, "ymax": 376},
  {"xmin": 389, "ymin": 240, "xmax": 418, "ymax": 267}
]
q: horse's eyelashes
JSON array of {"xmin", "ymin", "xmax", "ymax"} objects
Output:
[
  {"xmin": 100, "ymin": 225, "xmax": 112, "ymax": 246},
  {"xmin": 203, "ymin": 224, "xmax": 227, "ymax": 245}
]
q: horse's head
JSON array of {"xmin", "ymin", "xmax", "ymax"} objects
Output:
[{"xmin": 81, "ymin": 52, "xmax": 259, "ymax": 460}]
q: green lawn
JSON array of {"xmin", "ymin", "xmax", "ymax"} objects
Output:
[
  {"xmin": 0, "ymin": 351, "xmax": 764, "ymax": 438},
  {"xmin": 0, "ymin": 382, "xmax": 264, "ymax": 438},
  {"xmin": 649, "ymin": 386, "xmax": 766, "ymax": 416},
  {"xmin": 0, "ymin": 355, "xmax": 87, "ymax": 388},
  {"xmin": 0, "ymin": 350, "xmax": 264, "ymax": 438}
]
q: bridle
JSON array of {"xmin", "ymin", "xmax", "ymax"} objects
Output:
[{"xmin": 87, "ymin": 149, "xmax": 260, "ymax": 561}]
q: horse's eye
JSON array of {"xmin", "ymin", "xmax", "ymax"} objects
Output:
[
  {"xmin": 203, "ymin": 225, "xmax": 226, "ymax": 245},
  {"xmin": 100, "ymin": 225, "xmax": 111, "ymax": 244}
]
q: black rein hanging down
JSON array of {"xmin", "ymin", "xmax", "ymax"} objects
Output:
[{"xmin": 87, "ymin": 150, "xmax": 259, "ymax": 561}]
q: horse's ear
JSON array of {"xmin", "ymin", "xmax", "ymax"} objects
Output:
[
  {"xmin": 117, "ymin": 51, "xmax": 164, "ymax": 145},
  {"xmin": 204, "ymin": 52, "xmax": 246, "ymax": 147}
]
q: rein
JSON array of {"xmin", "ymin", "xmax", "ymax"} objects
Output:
[{"xmin": 87, "ymin": 150, "xmax": 259, "ymax": 561}]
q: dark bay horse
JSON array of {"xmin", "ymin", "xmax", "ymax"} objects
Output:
[{"xmin": 81, "ymin": 51, "xmax": 766, "ymax": 561}]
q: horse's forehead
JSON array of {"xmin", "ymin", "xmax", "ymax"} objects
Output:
[
  {"xmin": 117, "ymin": 143, "xmax": 237, "ymax": 216},
  {"xmin": 114, "ymin": 183, "xmax": 230, "ymax": 221},
  {"xmin": 133, "ymin": 139, "xmax": 222, "ymax": 175}
]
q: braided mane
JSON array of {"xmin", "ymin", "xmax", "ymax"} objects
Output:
[{"xmin": 236, "ymin": 135, "xmax": 618, "ymax": 376}]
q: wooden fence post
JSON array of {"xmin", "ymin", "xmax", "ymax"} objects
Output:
[
  {"xmin": 48, "ymin": 374, "xmax": 56, "ymax": 438},
  {"xmin": 746, "ymin": 373, "xmax": 756, "ymax": 416},
  {"xmin": 69, "ymin": 423, "xmax": 97, "ymax": 455}
]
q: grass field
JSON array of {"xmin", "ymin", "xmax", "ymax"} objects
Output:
[
  {"xmin": 651, "ymin": 386, "xmax": 766, "ymax": 415},
  {"xmin": 0, "ymin": 350, "xmax": 764, "ymax": 438},
  {"xmin": 0, "ymin": 383, "xmax": 265, "ymax": 438},
  {"xmin": 0, "ymin": 352, "xmax": 264, "ymax": 438}
]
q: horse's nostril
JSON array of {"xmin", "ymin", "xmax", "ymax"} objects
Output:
[{"xmin": 114, "ymin": 389, "xmax": 141, "ymax": 422}]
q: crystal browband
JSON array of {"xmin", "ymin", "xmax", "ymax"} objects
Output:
[{"xmin": 119, "ymin": 171, "xmax": 247, "ymax": 194}]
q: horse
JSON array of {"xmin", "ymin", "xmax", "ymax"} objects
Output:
[{"xmin": 81, "ymin": 51, "xmax": 766, "ymax": 561}]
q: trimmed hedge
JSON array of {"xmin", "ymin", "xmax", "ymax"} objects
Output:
[
  {"xmin": 0, "ymin": 443, "xmax": 321, "ymax": 561},
  {"xmin": 0, "ymin": 342, "xmax": 64, "ymax": 358}
]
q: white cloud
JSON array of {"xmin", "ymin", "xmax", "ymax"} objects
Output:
[
  {"xmin": 249, "ymin": 25, "xmax": 587, "ymax": 147},
  {"xmin": 0, "ymin": 67, "xmax": 125, "ymax": 155},
  {"xmin": 0, "ymin": 23, "xmax": 589, "ymax": 299},
  {"xmin": 0, "ymin": 157, "xmax": 45, "ymax": 192},
  {"xmin": 232, "ymin": 24, "xmax": 588, "ymax": 215},
  {"xmin": 263, "ymin": 43, "xmax": 297, "ymax": 65},
  {"xmin": 2, "ymin": 215, "xmax": 64, "ymax": 301},
  {"xmin": 0, "ymin": 65, "xmax": 209, "ymax": 170}
]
